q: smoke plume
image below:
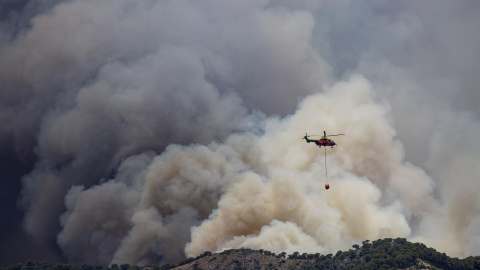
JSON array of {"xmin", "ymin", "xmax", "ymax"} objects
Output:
[{"xmin": 0, "ymin": 0, "xmax": 479, "ymax": 266}]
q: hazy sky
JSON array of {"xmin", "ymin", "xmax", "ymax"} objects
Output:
[{"xmin": 1, "ymin": 0, "xmax": 479, "ymax": 266}]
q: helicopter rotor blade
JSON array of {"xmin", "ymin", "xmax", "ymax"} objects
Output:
[
  {"xmin": 302, "ymin": 132, "xmax": 322, "ymax": 139},
  {"xmin": 327, "ymin": 134, "xmax": 345, "ymax": 137}
]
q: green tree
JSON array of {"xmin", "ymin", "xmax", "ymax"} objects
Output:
[
  {"xmin": 7, "ymin": 264, "xmax": 22, "ymax": 270},
  {"xmin": 160, "ymin": 264, "xmax": 175, "ymax": 270},
  {"xmin": 42, "ymin": 262, "xmax": 53, "ymax": 270},
  {"xmin": 81, "ymin": 264, "xmax": 93, "ymax": 270},
  {"xmin": 393, "ymin": 255, "xmax": 405, "ymax": 267},
  {"xmin": 288, "ymin": 252, "xmax": 299, "ymax": 259}
]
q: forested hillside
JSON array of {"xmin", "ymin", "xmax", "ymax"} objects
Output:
[{"xmin": 3, "ymin": 238, "xmax": 480, "ymax": 270}]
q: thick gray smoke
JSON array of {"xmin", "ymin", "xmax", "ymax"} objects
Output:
[{"xmin": 0, "ymin": 0, "xmax": 479, "ymax": 266}]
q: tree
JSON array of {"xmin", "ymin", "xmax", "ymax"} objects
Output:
[
  {"xmin": 395, "ymin": 255, "xmax": 410, "ymax": 268},
  {"xmin": 42, "ymin": 262, "xmax": 53, "ymax": 270},
  {"xmin": 160, "ymin": 264, "xmax": 175, "ymax": 270},
  {"xmin": 81, "ymin": 264, "xmax": 93, "ymax": 270},
  {"xmin": 288, "ymin": 252, "xmax": 299, "ymax": 259},
  {"xmin": 200, "ymin": 251, "xmax": 212, "ymax": 257},
  {"xmin": 7, "ymin": 264, "xmax": 22, "ymax": 270}
]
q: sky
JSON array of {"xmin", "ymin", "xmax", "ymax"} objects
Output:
[{"xmin": 1, "ymin": 0, "xmax": 479, "ymax": 267}]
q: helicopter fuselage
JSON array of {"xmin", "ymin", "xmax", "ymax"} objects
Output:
[{"xmin": 306, "ymin": 137, "xmax": 336, "ymax": 147}]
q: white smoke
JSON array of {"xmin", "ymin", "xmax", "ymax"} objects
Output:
[
  {"xmin": 185, "ymin": 75, "xmax": 427, "ymax": 258},
  {"xmin": 1, "ymin": 0, "xmax": 479, "ymax": 266},
  {"xmin": 57, "ymin": 75, "xmax": 435, "ymax": 265}
]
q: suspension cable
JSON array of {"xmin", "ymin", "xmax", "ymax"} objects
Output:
[{"xmin": 325, "ymin": 146, "xmax": 328, "ymax": 184}]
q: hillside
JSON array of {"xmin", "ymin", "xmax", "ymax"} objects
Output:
[
  {"xmin": 173, "ymin": 238, "xmax": 480, "ymax": 270},
  {"xmin": 3, "ymin": 238, "xmax": 480, "ymax": 270}
]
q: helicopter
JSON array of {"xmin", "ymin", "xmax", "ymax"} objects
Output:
[
  {"xmin": 302, "ymin": 131, "xmax": 345, "ymax": 148},
  {"xmin": 302, "ymin": 131, "xmax": 345, "ymax": 190}
]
